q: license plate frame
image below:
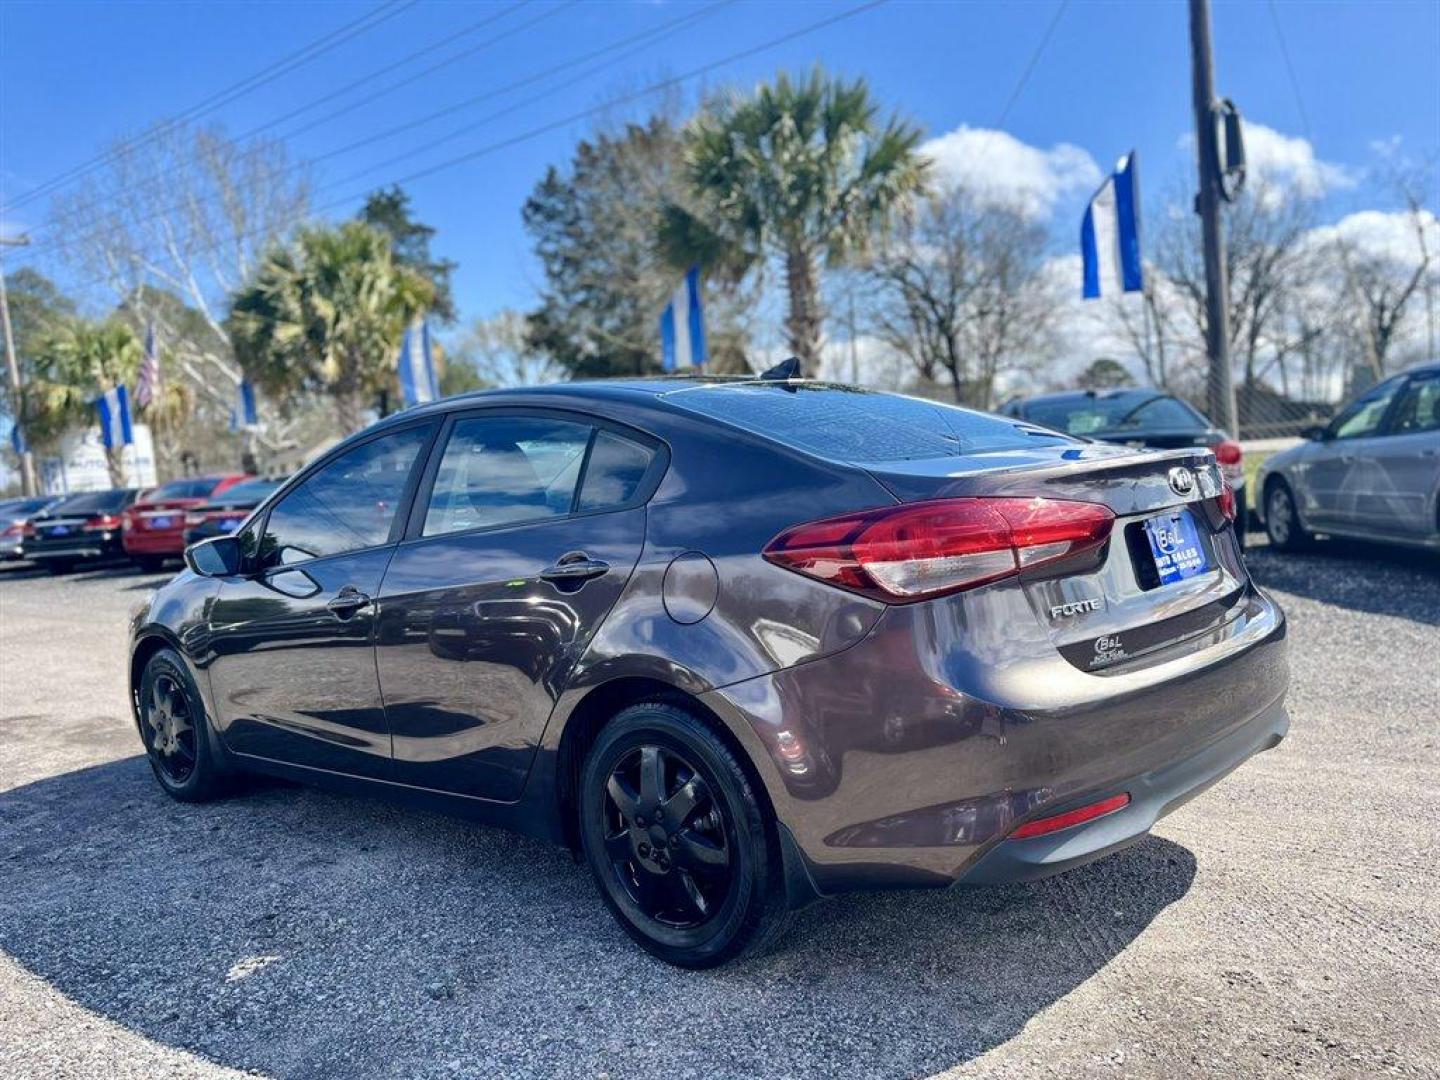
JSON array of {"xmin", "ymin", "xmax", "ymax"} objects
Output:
[{"xmin": 1142, "ymin": 509, "xmax": 1210, "ymax": 587}]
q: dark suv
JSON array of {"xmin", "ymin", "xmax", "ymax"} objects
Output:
[{"xmin": 128, "ymin": 379, "xmax": 1288, "ymax": 966}]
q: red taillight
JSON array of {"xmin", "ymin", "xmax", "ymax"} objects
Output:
[
  {"xmin": 83, "ymin": 514, "xmax": 121, "ymax": 531},
  {"xmin": 1, "ymin": 522, "xmax": 23, "ymax": 538},
  {"xmin": 1010, "ymin": 793, "xmax": 1131, "ymax": 840},
  {"xmin": 1214, "ymin": 439, "xmax": 1244, "ymax": 486},
  {"xmin": 1218, "ymin": 484, "xmax": 1237, "ymax": 522},
  {"xmin": 763, "ymin": 497, "xmax": 1115, "ymax": 602}
]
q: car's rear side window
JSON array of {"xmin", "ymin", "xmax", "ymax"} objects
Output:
[
  {"xmin": 665, "ymin": 383, "xmax": 1069, "ymax": 463},
  {"xmin": 577, "ymin": 430, "xmax": 654, "ymax": 510}
]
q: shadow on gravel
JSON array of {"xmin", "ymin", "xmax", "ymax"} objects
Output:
[
  {"xmin": 0, "ymin": 757, "xmax": 1196, "ymax": 1080},
  {"xmin": 1244, "ymin": 538, "xmax": 1439, "ymax": 626}
]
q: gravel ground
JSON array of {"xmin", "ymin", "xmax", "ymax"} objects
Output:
[{"xmin": 1, "ymin": 540, "xmax": 1437, "ymax": 1080}]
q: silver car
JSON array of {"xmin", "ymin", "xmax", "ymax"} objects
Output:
[{"xmin": 1256, "ymin": 362, "xmax": 1440, "ymax": 552}]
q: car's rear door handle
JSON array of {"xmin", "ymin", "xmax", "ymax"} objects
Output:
[
  {"xmin": 540, "ymin": 554, "xmax": 610, "ymax": 584},
  {"xmin": 326, "ymin": 587, "xmax": 371, "ymax": 617}
]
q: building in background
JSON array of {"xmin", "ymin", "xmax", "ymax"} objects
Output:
[{"xmin": 37, "ymin": 426, "xmax": 157, "ymax": 494}]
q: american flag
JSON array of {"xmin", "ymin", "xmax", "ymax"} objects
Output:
[{"xmin": 134, "ymin": 322, "xmax": 159, "ymax": 409}]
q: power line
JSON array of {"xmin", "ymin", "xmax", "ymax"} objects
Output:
[
  {"xmin": 22, "ymin": 1, "xmax": 733, "ymax": 261},
  {"xmin": 22, "ymin": 0, "xmax": 560, "ymax": 250},
  {"xmin": 242, "ymin": 1, "xmax": 556, "ymax": 145},
  {"xmin": 1266, "ymin": 0, "xmax": 1312, "ymax": 141},
  {"xmin": 3, "ymin": 0, "xmax": 417, "ymax": 211},
  {"xmin": 994, "ymin": 0, "xmax": 1069, "ymax": 129},
  {"xmin": 56, "ymin": 0, "xmax": 892, "ymax": 298}
]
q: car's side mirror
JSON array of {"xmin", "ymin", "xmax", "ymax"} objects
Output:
[
  {"xmin": 185, "ymin": 535, "xmax": 243, "ymax": 578},
  {"xmin": 1301, "ymin": 424, "xmax": 1328, "ymax": 442}
]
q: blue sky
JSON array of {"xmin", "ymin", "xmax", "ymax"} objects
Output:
[{"xmin": 2, "ymin": 0, "xmax": 1437, "ymax": 325}]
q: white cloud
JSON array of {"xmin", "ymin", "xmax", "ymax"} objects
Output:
[
  {"xmin": 920, "ymin": 125, "xmax": 1102, "ymax": 221},
  {"xmin": 1304, "ymin": 208, "xmax": 1440, "ymax": 266}
]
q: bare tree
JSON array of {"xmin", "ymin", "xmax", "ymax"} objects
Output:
[
  {"xmin": 456, "ymin": 310, "xmax": 566, "ymax": 389},
  {"xmin": 1331, "ymin": 175, "xmax": 1437, "ymax": 381},
  {"xmin": 869, "ymin": 186, "xmax": 1055, "ymax": 408},
  {"xmin": 46, "ymin": 122, "xmax": 311, "ymax": 455}
]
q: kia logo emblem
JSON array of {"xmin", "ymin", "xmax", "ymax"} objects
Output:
[{"xmin": 1168, "ymin": 466, "xmax": 1196, "ymax": 497}]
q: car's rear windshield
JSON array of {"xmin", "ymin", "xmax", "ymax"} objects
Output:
[
  {"xmin": 1022, "ymin": 394, "xmax": 1207, "ymax": 435},
  {"xmin": 50, "ymin": 490, "xmax": 131, "ymax": 514},
  {"xmin": 664, "ymin": 383, "xmax": 1070, "ymax": 463},
  {"xmin": 150, "ymin": 476, "xmax": 222, "ymax": 500},
  {"xmin": 210, "ymin": 478, "xmax": 280, "ymax": 504}
]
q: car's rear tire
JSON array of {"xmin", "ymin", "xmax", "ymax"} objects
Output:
[
  {"xmin": 138, "ymin": 647, "xmax": 230, "ymax": 802},
  {"xmin": 1264, "ymin": 479, "xmax": 1312, "ymax": 551},
  {"xmin": 135, "ymin": 555, "xmax": 168, "ymax": 573},
  {"xmin": 578, "ymin": 701, "xmax": 789, "ymax": 968},
  {"xmin": 44, "ymin": 560, "xmax": 76, "ymax": 575}
]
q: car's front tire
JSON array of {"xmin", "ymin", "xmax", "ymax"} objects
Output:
[
  {"xmin": 1264, "ymin": 479, "xmax": 1312, "ymax": 551},
  {"xmin": 138, "ymin": 647, "xmax": 230, "ymax": 802},
  {"xmin": 578, "ymin": 701, "xmax": 789, "ymax": 968}
]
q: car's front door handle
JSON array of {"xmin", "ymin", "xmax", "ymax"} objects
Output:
[
  {"xmin": 540, "ymin": 555, "xmax": 610, "ymax": 584},
  {"xmin": 326, "ymin": 587, "xmax": 371, "ymax": 617}
]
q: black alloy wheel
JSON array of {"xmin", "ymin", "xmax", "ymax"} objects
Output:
[
  {"xmin": 579, "ymin": 702, "xmax": 789, "ymax": 968},
  {"xmin": 602, "ymin": 743, "xmax": 732, "ymax": 928},
  {"xmin": 139, "ymin": 648, "xmax": 228, "ymax": 801}
]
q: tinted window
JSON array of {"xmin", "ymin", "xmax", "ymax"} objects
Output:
[
  {"xmin": 49, "ymin": 490, "xmax": 133, "ymax": 515},
  {"xmin": 213, "ymin": 478, "xmax": 281, "ymax": 505},
  {"xmin": 577, "ymin": 430, "xmax": 654, "ymax": 510},
  {"xmin": 1388, "ymin": 375, "xmax": 1440, "ymax": 435},
  {"xmin": 667, "ymin": 384, "xmax": 1069, "ymax": 463},
  {"xmin": 261, "ymin": 426, "xmax": 430, "ymax": 564},
  {"xmin": 150, "ymin": 477, "xmax": 222, "ymax": 500},
  {"xmin": 423, "ymin": 416, "xmax": 591, "ymax": 536},
  {"xmin": 1021, "ymin": 394, "xmax": 1206, "ymax": 434},
  {"xmin": 1332, "ymin": 377, "xmax": 1403, "ymax": 440}
]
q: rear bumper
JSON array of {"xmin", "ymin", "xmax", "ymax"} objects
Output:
[
  {"xmin": 24, "ymin": 535, "xmax": 123, "ymax": 562},
  {"xmin": 959, "ymin": 694, "xmax": 1287, "ymax": 885},
  {"xmin": 704, "ymin": 580, "xmax": 1289, "ymax": 897},
  {"xmin": 122, "ymin": 529, "xmax": 187, "ymax": 556}
]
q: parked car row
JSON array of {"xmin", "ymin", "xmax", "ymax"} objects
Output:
[{"xmin": 2, "ymin": 474, "xmax": 286, "ymax": 575}]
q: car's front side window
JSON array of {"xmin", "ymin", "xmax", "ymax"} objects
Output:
[
  {"xmin": 422, "ymin": 416, "xmax": 592, "ymax": 537},
  {"xmin": 1331, "ymin": 378, "xmax": 1403, "ymax": 440},
  {"xmin": 259, "ymin": 425, "xmax": 431, "ymax": 566},
  {"xmin": 1387, "ymin": 376, "xmax": 1440, "ymax": 435}
]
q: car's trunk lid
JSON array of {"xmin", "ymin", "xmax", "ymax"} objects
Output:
[{"xmin": 863, "ymin": 444, "xmax": 1247, "ymax": 672}]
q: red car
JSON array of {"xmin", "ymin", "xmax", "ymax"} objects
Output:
[{"xmin": 121, "ymin": 474, "xmax": 251, "ymax": 571}]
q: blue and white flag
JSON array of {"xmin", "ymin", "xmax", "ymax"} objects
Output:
[
  {"xmin": 96, "ymin": 385, "xmax": 134, "ymax": 448},
  {"xmin": 398, "ymin": 319, "xmax": 440, "ymax": 406},
  {"xmin": 1081, "ymin": 151, "xmax": 1143, "ymax": 300},
  {"xmin": 229, "ymin": 380, "xmax": 258, "ymax": 431},
  {"xmin": 660, "ymin": 266, "xmax": 707, "ymax": 372}
]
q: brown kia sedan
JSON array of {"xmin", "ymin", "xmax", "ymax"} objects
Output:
[{"xmin": 128, "ymin": 377, "xmax": 1289, "ymax": 967}]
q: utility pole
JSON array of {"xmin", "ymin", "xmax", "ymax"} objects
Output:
[
  {"xmin": 1189, "ymin": 0, "xmax": 1238, "ymax": 437},
  {"xmin": 0, "ymin": 234, "xmax": 38, "ymax": 497}
]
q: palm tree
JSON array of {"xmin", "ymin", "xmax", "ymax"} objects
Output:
[
  {"xmin": 27, "ymin": 319, "xmax": 143, "ymax": 486},
  {"xmin": 227, "ymin": 221, "xmax": 434, "ymax": 434},
  {"xmin": 660, "ymin": 68, "xmax": 927, "ymax": 375}
]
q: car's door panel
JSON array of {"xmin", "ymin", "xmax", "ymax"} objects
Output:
[
  {"xmin": 207, "ymin": 548, "xmax": 397, "ymax": 777},
  {"xmin": 373, "ymin": 410, "xmax": 660, "ymax": 802},
  {"xmin": 376, "ymin": 509, "xmax": 647, "ymax": 800},
  {"xmin": 1300, "ymin": 377, "xmax": 1405, "ymax": 531},
  {"xmin": 205, "ymin": 422, "xmax": 436, "ymax": 779}
]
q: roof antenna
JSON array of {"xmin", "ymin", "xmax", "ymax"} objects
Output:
[{"xmin": 760, "ymin": 356, "xmax": 802, "ymax": 382}]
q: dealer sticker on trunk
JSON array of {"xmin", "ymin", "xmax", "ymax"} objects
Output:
[{"xmin": 1144, "ymin": 510, "xmax": 1209, "ymax": 587}]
